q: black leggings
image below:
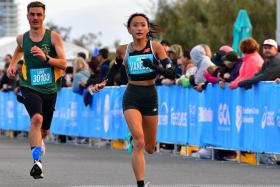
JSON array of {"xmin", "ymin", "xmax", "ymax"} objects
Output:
[
  {"xmin": 122, "ymin": 84, "xmax": 158, "ymax": 116},
  {"xmin": 20, "ymin": 87, "xmax": 57, "ymax": 130}
]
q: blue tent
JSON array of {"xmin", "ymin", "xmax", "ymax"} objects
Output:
[{"xmin": 232, "ymin": 9, "xmax": 252, "ymax": 56}]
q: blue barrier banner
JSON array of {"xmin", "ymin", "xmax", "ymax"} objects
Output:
[{"xmin": 1, "ymin": 83, "xmax": 280, "ymax": 153}]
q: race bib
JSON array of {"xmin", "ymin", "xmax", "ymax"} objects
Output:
[
  {"xmin": 127, "ymin": 54, "xmax": 154, "ymax": 74},
  {"xmin": 30, "ymin": 68, "xmax": 52, "ymax": 85}
]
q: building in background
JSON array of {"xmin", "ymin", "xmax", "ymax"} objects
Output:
[{"xmin": 0, "ymin": 0, "xmax": 18, "ymax": 37}]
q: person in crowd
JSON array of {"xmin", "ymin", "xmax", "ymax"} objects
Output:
[
  {"xmin": 189, "ymin": 44, "xmax": 215, "ymax": 91},
  {"xmin": 61, "ymin": 66, "xmax": 73, "ymax": 88},
  {"xmin": 0, "ymin": 54, "xmax": 16, "ymax": 92},
  {"xmin": 6, "ymin": 1, "xmax": 67, "ymax": 179},
  {"xmin": 160, "ymin": 44, "xmax": 182, "ymax": 85},
  {"xmin": 160, "ymin": 39, "xmax": 171, "ymax": 53},
  {"xmin": 176, "ymin": 50, "xmax": 197, "ymax": 87},
  {"xmin": 89, "ymin": 13, "xmax": 175, "ymax": 187},
  {"xmin": 229, "ymin": 38, "xmax": 263, "ymax": 89},
  {"xmin": 77, "ymin": 51, "xmax": 87, "ymax": 61},
  {"xmin": 218, "ymin": 51, "xmax": 242, "ymax": 89},
  {"xmin": 238, "ymin": 39, "xmax": 280, "ymax": 89},
  {"xmin": 72, "ymin": 57, "xmax": 90, "ymax": 94},
  {"xmin": 97, "ymin": 48, "xmax": 114, "ymax": 85}
]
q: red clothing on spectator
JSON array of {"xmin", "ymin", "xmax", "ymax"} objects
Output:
[{"xmin": 229, "ymin": 52, "xmax": 263, "ymax": 89}]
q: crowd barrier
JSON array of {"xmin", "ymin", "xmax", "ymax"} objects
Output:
[{"xmin": 1, "ymin": 82, "xmax": 280, "ymax": 153}]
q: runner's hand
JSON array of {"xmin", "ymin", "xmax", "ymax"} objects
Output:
[
  {"xmin": 90, "ymin": 79, "xmax": 108, "ymax": 93},
  {"xmin": 7, "ymin": 64, "xmax": 17, "ymax": 79},
  {"xmin": 31, "ymin": 46, "xmax": 47, "ymax": 61}
]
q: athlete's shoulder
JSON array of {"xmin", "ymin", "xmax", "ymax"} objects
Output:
[
  {"xmin": 50, "ymin": 30, "xmax": 63, "ymax": 45},
  {"xmin": 16, "ymin": 34, "xmax": 24, "ymax": 47},
  {"xmin": 150, "ymin": 40, "xmax": 162, "ymax": 50}
]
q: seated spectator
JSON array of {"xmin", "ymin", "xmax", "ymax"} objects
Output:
[
  {"xmin": 229, "ymin": 38, "xmax": 264, "ymax": 89},
  {"xmin": 72, "ymin": 57, "xmax": 90, "ymax": 94},
  {"xmin": 239, "ymin": 39, "xmax": 280, "ymax": 89}
]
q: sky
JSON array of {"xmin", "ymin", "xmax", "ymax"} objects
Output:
[{"xmin": 15, "ymin": 0, "xmax": 158, "ymax": 51}]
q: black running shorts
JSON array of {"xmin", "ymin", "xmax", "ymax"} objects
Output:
[
  {"xmin": 20, "ymin": 87, "xmax": 57, "ymax": 130},
  {"xmin": 122, "ymin": 84, "xmax": 158, "ymax": 116}
]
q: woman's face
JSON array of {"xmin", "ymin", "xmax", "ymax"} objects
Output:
[{"xmin": 128, "ymin": 16, "xmax": 149, "ymax": 40}]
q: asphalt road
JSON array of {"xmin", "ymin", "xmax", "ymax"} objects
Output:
[{"xmin": 0, "ymin": 137, "xmax": 280, "ymax": 187}]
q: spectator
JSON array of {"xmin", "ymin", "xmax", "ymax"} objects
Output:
[
  {"xmin": 218, "ymin": 51, "xmax": 242, "ymax": 89},
  {"xmin": 238, "ymin": 39, "xmax": 280, "ymax": 89},
  {"xmin": 0, "ymin": 54, "xmax": 16, "ymax": 92},
  {"xmin": 160, "ymin": 44, "xmax": 182, "ymax": 85},
  {"xmin": 77, "ymin": 52, "xmax": 87, "ymax": 60},
  {"xmin": 97, "ymin": 48, "xmax": 114, "ymax": 85},
  {"xmin": 176, "ymin": 50, "xmax": 197, "ymax": 87},
  {"xmin": 160, "ymin": 39, "xmax": 171, "ymax": 53},
  {"xmin": 72, "ymin": 57, "xmax": 90, "ymax": 94},
  {"xmin": 190, "ymin": 44, "xmax": 215, "ymax": 91},
  {"xmin": 61, "ymin": 66, "xmax": 73, "ymax": 87},
  {"xmin": 229, "ymin": 38, "xmax": 263, "ymax": 89}
]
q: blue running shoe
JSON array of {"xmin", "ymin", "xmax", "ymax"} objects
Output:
[{"xmin": 126, "ymin": 133, "xmax": 134, "ymax": 155}]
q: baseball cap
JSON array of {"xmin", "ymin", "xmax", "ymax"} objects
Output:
[{"xmin": 263, "ymin": 39, "xmax": 278, "ymax": 49}]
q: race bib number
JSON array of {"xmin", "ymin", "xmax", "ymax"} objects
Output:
[
  {"xmin": 127, "ymin": 54, "xmax": 154, "ymax": 74},
  {"xmin": 30, "ymin": 68, "xmax": 52, "ymax": 85}
]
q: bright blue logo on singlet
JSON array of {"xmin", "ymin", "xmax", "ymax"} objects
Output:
[
  {"xmin": 127, "ymin": 54, "xmax": 154, "ymax": 74},
  {"xmin": 30, "ymin": 68, "xmax": 52, "ymax": 85}
]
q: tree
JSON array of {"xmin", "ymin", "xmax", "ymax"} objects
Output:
[
  {"xmin": 46, "ymin": 21, "xmax": 72, "ymax": 41},
  {"xmin": 154, "ymin": 0, "xmax": 276, "ymax": 51}
]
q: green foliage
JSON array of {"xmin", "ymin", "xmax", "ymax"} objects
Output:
[{"xmin": 154, "ymin": 0, "xmax": 276, "ymax": 51}]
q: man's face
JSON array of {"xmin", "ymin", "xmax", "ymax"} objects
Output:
[
  {"xmin": 263, "ymin": 45, "xmax": 278, "ymax": 58},
  {"xmin": 27, "ymin": 7, "xmax": 45, "ymax": 30}
]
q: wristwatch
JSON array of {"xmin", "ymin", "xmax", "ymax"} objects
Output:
[{"xmin": 45, "ymin": 55, "xmax": 50, "ymax": 63}]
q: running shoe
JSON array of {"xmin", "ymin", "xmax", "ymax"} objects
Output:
[
  {"xmin": 144, "ymin": 181, "xmax": 151, "ymax": 187},
  {"xmin": 126, "ymin": 133, "xmax": 134, "ymax": 155},
  {"xmin": 30, "ymin": 160, "xmax": 44, "ymax": 179},
  {"xmin": 41, "ymin": 139, "xmax": 45, "ymax": 157}
]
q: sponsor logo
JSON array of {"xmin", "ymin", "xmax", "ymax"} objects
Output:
[
  {"xmin": 261, "ymin": 106, "xmax": 275, "ymax": 129},
  {"xmin": 159, "ymin": 102, "xmax": 168, "ymax": 126},
  {"xmin": 198, "ymin": 107, "xmax": 213, "ymax": 123},
  {"xmin": 189, "ymin": 104, "xmax": 197, "ymax": 126},
  {"xmin": 170, "ymin": 108, "xmax": 187, "ymax": 127},
  {"xmin": 235, "ymin": 105, "xmax": 259, "ymax": 132},
  {"xmin": 218, "ymin": 104, "xmax": 230, "ymax": 125}
]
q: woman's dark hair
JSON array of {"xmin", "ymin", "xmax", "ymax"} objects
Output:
[{"xmin": 127, "ymin": 13, "xmax": 162, "ymax": 39}]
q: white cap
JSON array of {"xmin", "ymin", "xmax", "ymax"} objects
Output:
[{"xmin": 263, "ymin": 39, "xmax": 278, "ymax": 49}]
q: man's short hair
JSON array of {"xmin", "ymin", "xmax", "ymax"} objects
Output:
[
  {"xmin": 98, "ymin": 48, "xmax": 109, "ymax": 59},
  {"xmin": 27, "ymin": 1, "xmax": 45, "ymax": 13}
]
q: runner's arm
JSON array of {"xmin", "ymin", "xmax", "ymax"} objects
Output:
[{"xmin": 49, "ymin": 31, "xmax": 67, "ymax": 70}]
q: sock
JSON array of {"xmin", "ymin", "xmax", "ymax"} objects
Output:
[
  {"xmin": 137, "ymin": 180, "xmax": 145, "ymax": 187},
  {"xmin": 31, "ymin": 146, "xmax": 42, "ymax": 161}
]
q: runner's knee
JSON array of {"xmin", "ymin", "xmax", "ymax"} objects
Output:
[
  {"xmin": 31, "ymin": 114, "xmax": 43, "ymax": 128},
  {"xmin": 133, "ymin": 135, "xmax": 145, "ymax": 151},
  {"xmin": 145, "ymin": 144, "xmax": 156, "ymax": 154}
]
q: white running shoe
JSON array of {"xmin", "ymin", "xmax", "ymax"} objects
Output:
[
  {"xmin": 144, "ymin": 181, "xmax": 151, "ymax": 187},
  {"xmin": 41, "ymin": 139, "xmax": 45, "ymax": 157},
  {"xmin": 30, "ymin": 160, "xmax": 44, "ymax": 179}
]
